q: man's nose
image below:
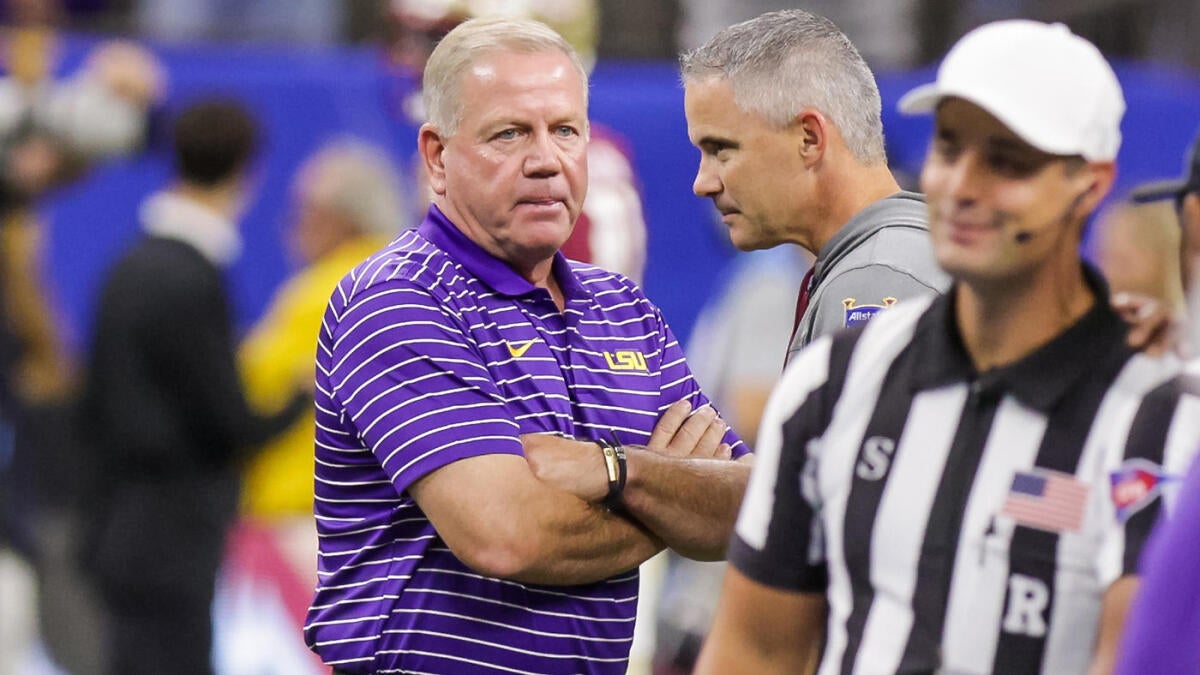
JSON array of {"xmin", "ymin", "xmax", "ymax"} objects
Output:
[
  {"xmin": 524, "ymin": 131, "xmax": 563, "ymax": 176},
  {"xmin": 693, "ymin": 156, "xmax": 720, "ymax": 197}
]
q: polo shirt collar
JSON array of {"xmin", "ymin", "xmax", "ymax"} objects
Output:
[
  {"xmin": 416, "ymin": 205, "xmax": 590, "ymax": 302},
  {"xmin": 911, "ymin": 264, "xmax": 1127, "ymax": 411}
]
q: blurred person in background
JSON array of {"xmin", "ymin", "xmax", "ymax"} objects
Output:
[
  {"xmin": 384, "ymin": 0, "xmax": 648, "ymax": 283},
  {"xmin": 235, "ymin": 135, "xmax": 405, "ymax": 609},
  {"xmin": 1130, "ymin": 129, "xmax": 1200, "ymax": 352},
  {"xmin": 1093, "ymin": 201, "xmax": 1186, "ymax": 309},
  {"xmin": 134, "ymin": 0, "xmax": 343, "ymax": 45},
  {"xmin": 1092, "ymin": 200, "xmax": 1187, "ymax": 341},
  {"xmin": 679, "ymin": 0, "xmax": 1200, "ymax": 75},
  {"xmin": 78, "ymin": 99, "xmax": 307, "ymax": 675},
  {"xmin": 0, "ymin": 3, "xmax": 165, "ymax": 671},
  {"xmin": 944, "ymin": 0, "xmax": 1200, "ymax": 74},
  {"xmin": 678, "ymin": 0, "xmax": 922, "ymax": 68}
]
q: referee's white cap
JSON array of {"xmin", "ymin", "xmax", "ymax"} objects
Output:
[{"xmin": 898, "ymin": 20, "xmax": 1125, "ymax": 162}]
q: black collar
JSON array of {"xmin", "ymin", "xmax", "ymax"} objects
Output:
[{"xmin": 909, "ymin": 264, "xmax": 1129, "ymax": 411}]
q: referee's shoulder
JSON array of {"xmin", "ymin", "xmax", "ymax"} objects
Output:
[
  {"xmin": 1140, "ymin": 356, "xmax": 1200, "ymax": 404},
  {"xmin": 1117, "ymin": 352, "xmax": 1193, "ymax": 403},
  {"xmin": 1183, "ymin": 358, "xmax": 1200, "ymax": 393}
]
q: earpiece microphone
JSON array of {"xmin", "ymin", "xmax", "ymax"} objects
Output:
[{"xmin": 1012, "ymin": 185, "xmax": 1094, "ymax": 244}]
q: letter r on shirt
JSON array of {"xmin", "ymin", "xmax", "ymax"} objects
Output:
[{"xmin": 1002, "ymin": 573, "xmax": 1049, "ymax": 637}]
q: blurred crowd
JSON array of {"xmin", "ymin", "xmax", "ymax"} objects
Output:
[
  {"xmin": 0, "ymin": 0, "xmax": 1195, "ymax": 71},
  {"xmin": 0, "ymin": 0, "xmax": 1196, "ymax": 674}
]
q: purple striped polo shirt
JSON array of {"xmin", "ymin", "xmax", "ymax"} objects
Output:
[{"xmin": 304, "ymin": 206, "xmax": 744, "ymax": 674}]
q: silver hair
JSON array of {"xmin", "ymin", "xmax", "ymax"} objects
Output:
[
  {"xmin": 679, "ymin": 9, "xmax": 886, "ymax": 165},
  {"xmin": 423, "ymin": 15, "xmax": 590, "ymax": 137},
  {"xmin": 300, "ymin": 136, "xmax": 406, "ymax": 236}
]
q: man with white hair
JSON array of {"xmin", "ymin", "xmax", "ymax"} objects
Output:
[
  {"xmin": 304, "ymin": 16, "xmax": 750, "ymax": 674},
  {"xmin": 697, "ymin": 20, "xmax": 1200, "ymax": 675}
]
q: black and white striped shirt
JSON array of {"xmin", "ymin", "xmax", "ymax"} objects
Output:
[{"xmin": 731, "ymin": 273, "xmax": 1200, "ymax": 674}]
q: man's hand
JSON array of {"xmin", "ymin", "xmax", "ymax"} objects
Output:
[
  {"xmin": 1112, "ymin": 292, "xmax": 1180, "ymax": 356},
  {"xmin": 646, "ymin": 399, "xmax": 732, "ymax": 459},
  {"xmin": 522, "ymin": 433, "xmax": 608, "ymax": 502}
]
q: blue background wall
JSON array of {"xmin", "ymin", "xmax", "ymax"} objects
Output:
[{"xmin": 36, "ymin": 38, "xmax": 1200, "ymax": 354}]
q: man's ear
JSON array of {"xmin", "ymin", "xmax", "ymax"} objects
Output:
[
  {"xmin": 793, "ymin": 109, "xmax": 829, "ymax": 168},
  {"xmin": 1076, "ymin": 162, "xmax": 1117, "ymax": 218},
  {"xmin": 418, "ymin": 123, "xmax": 449, "ymax": 196}
]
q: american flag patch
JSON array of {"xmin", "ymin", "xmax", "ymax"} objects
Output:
[{"xmin": 1000, "ymin": 469, "xmax": 1090, "ymax": 533}]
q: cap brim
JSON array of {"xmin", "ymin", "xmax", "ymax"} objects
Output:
[
  {"xmin": 898, "ymin": 83, "xmax": 940, "ymax": 114},
  {"xmin": 1130, "ymin": 179, "xmax": 1187, "ymax": 204}
]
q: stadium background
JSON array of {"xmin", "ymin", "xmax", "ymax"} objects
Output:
[{"xmin": 41, "ymin": 35, "xmax": 1200, "ymax": 354}]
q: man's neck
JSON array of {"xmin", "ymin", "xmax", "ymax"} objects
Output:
[
  {"xmin": 433, "ymin": 198, "xmax": 564, "ymax": 308},
  {"xmin": 955, "ymin": 261, "xmax": 1095, "ymax": 372},
  {"xmin": 172, "ymin": 181, "xmax": 239, "ymax": 221},
  {"xmin": 808, "ymin": 162, "xmax": 901, "ymax": 254},
  {"xmin": 545, "ymin": 273, "xmax": 566, "ymax": 311}
]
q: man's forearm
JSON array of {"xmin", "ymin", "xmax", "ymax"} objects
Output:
[
  {"xmin": 619, "ymin": 449, "xmax": 751, "ymax": 561},
  {"xmin": 519, "ymin": 432, "xmax": 747, "ymax": 564},
  {"xmin": 502, "ymin": 494, "xmax": 665, "ymax": 586},
  {"xmin": 414, "ymin": 449, "xmax": 665, "ymax": 587}
]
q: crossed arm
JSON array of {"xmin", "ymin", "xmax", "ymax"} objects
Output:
[
  {"xmin": 523, "ymin": 399, "xmax": 753, "ymax": 561},
  {"xmin": 407, "ymin": 398, "xmax": 751, "ymax": 586},
  {"xmin": 408, "ymin": 451, "xmax": 663, "ymax": 586},
  {"xmin": 340, "ymin": 280, "xmax": 750, "ymax": 586}
]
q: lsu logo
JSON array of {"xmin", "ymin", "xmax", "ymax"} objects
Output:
[
  {"xmin": 604, "ymin": 350, "xmax": 648, "ymax": 372},
  {"xmin": 843, "ymin": 297, "xmax": 898, "ymax": 327}
]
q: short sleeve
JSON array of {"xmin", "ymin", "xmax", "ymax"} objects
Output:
[
  {"xmin": 1114, "ymin": 454, "xmax": 1200, "ymax": 675},
  {"xmin": 728, "ymin": 336, "xmax": 835, "ymax": 592},
  {"xmin": 327, "ymin": 280, "xmax": 523, "ymax": 495},
  {"xmin": 1095, "ymin": 374, "xmax": 1200, "ymax": 586}
]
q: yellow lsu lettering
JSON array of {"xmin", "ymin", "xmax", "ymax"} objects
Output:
[{"xmin": 604, "ymin": 350, "xmax": 648, "ymax": 372}]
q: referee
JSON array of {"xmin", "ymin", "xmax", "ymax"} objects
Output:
[{"xmin": 695, "ymin": 20, "xmax": 1200, "ymax": 675}]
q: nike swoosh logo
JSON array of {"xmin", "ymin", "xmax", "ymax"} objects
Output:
[{"xmin": 506, "ymin": 339, "xmax": 536, "ymax": 358}]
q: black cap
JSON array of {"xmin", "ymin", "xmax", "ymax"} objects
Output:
[{"xmin": 1131, "ymin": 130, "xmax": 1200, "ymax": 204}]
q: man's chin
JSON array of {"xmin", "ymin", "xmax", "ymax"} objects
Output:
[
  {"xmin": 504, "ymin": 235, "xmax": 570, "ymax": 267},
  {"xmin": 728, "ymin": 227, "xmax": 771, "ymax": 253}
]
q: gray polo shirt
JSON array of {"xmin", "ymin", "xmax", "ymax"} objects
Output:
[{"xmin": 787, "ymin": 191, "xmax": 948, "ymax": 360}]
